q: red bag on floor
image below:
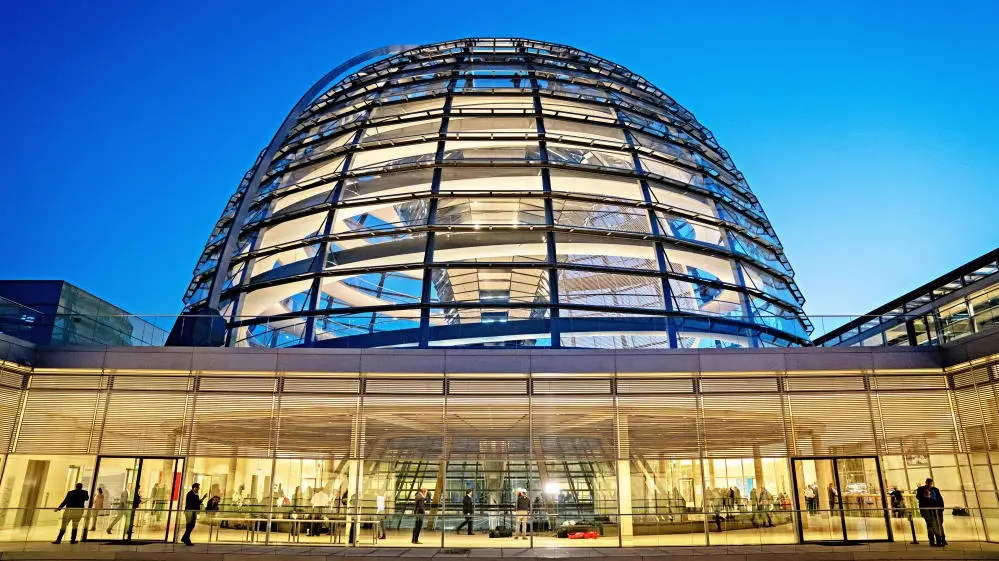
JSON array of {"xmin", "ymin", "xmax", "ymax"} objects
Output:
[
  {"xmin": 584, "ymin": 531, "xmax": 598, "ymax": 539},
  {"xmin": 567, "ymin": 532, "xmax": 586, "ymax": 539}
]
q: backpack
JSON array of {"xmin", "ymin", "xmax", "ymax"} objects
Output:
[{"xmin": 489, "ymin": 526, "xmax": 513, "ymax": 538}]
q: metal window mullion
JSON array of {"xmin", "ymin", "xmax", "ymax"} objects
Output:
[
  {"xmin": 931, "ymin": 308, "xmax": 944, "ymax": 345},
  {"xmin": 871, "ymin": 376, "xmax": 890, "ymax": 458},
  {"xmin": 612, "ymin": 388, "xmax": 623, "ymax": 548},
  {"xmin": 905, "ymin": 318, "xmax": 919, "ymax": 346},
  {"xmin": 977, "ymin": 377, "xmax": 999, "ymax": 541},
  {"xmin": 530, "ymin": 74, "xmax": 561, "ymax": 348},
  {"xmin": 715, "ymin": 196, "xmax": 761, "ymax": 346},
  {"xmin": 303, "ymin": 127, "xmax": 366, "ymax": 346},
  {"xmin": 223, "ymin": 196, "xmax": 263, "ymax": 345},
  {"xmin": 617, "ymin": 111, "xmax": 678, "ymax": 347},
  {"xmin": 725, "ymin": 235, "xmax": 759, "ymax": 347},
  {"xmin": 693, "ymin": 377, "xmax": 710, "ymax": 542},
  {"xmin": 264, "ymin": 378, "xmax": 282, "ymax": 545},
  {"xmin": 418, "ymin": 75, "xmax": 456, "ymax": 348},
  {"xmin": 208, "ymin": 45, "xmax": 417, "ymax": 310},
  {"xmin": 966, "ymin": 295, "xmax": 978, "ymax": 334}
]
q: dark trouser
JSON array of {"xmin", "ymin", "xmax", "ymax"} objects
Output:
[
  {"xmin": 455, "ymin": 515, "xmax": 472, "ymax": 534},
  {"xmin": 922, "ymin": 510, "xmax": 945, "ymax": 544},
  {"xmin": 55, "ymin": 509, "xmax": 84, "ymax": 542},
  {"xmin": 309, "ymin": 507, "xmax": 324, "ymax": 536},
  {"xmin": 412, "ymin": 515, "xmax": 424, "ymax": 543},
  {"xmin": 181, "ymin": 512, "xmax": 198, "ymax": 543}
]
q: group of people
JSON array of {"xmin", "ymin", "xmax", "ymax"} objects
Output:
[
  {"xmin": 51, "ymin": 477, "xmax": 951, "ymax": 547},
  {"xmin": 801, "ymin": 482, "xmax": 846, "ymax": 513},
  {"xmin": 49, "ymin": 482, "xmax": 218, "ymax": 546},
  {"xmin": 414, "ymin": 488, "xmax": 534, "ymax": 542},
  {"xmin": 802, "ymin": 478, "xmax": 948, "ymax": 547},
  {"xmin": 802, "ymin": 483, "xmax": 820, "ymax": 513},
  {"xmin": 50, "ymin": 484, "xmax": 141, "ymax": 544},
  {"xmin": 705, "ymin": 485, "xmax": 788, "ymax": 531}
]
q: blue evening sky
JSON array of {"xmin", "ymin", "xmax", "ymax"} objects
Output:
[{"xmin": 0, "ymin": 0, "xmax": 996, "ymax": 325}]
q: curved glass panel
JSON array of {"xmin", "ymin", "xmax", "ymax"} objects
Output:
[{"xmin": 188, "ymin": 38, "xmax": 809, "ymax": 348}]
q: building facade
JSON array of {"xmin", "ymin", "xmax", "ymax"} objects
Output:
[
  {"xmin": 815, "ymin": 247, "xmax": 999, "ymax": 348},
  {"xmin": 0, "ymin": 342, "xmax": 996, "ymax": 547},
  {"xmin": 1, "ymin": 39, "xmax": 997, "ymax": 551},
  {"xmin": 0, "ymin": 281, "xmax": 167, "ymax": 348},
  {"xmin": 183, "ymin": 38, "xmax": 810, "ymax": 350}
]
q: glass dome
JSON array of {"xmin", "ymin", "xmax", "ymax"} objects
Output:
[{"xmin": 183, "ymin": 38, "xmax": 811, "ymax": 349}]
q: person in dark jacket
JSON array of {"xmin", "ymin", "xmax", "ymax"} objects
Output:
[
  {"xmin": 181, "ymin": 483, "xmax": 205, "ymax": 546},
  {"xmin": 916, "ymin": 478, "xmax": 947, "ymax": 547},
  {"xmin": 412, "ymin": 488, "xmax": 427, "ymax": 544},
  {"xmin": 52, "ymin": 483, "xmax": 89, "ymax": 544},
  {"xmin": 454, "ymin": 489, "xmax": 474, "ymax": 535},
  {"xmin": 205, "ymin": 494, "xmax": 221, "ymax": 526},
  {"xmin": 515, "ymin": 491, "xmax": 531, "ymax": 539},
  {"xmin": 888, "ymin": 486, "xmax": 905, "ymax": 518}
]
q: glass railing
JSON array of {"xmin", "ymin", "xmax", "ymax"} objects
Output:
[
  {"xmin": 1, "ymin": 310, "xmax": 993, "ymax": 352},
  {"xmin": 0, "ymin": 506, "xmax": 993, "ymax": 548}
]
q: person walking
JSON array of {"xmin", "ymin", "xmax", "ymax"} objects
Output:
[
  {"xmin": 916, "ymin": 478, "xmax": 947, "ymax": 547},
  {"xmin": 710, "ymin": 488, "xmax": 724, "ymax": 532},
  {"xmin": 180, "ymin": 483, "xmax": 205, "ymax": 546},
  {"xmin": 412, "ymin": 488, "xmax": 427, "ymax": 545},
  {"xmin": 106, "ymin": 485, "xmax": 133, "ymax": 535},
  {"xmin": 515, "ymin": 490, "xmax": 531, "ymax": 539},
  {"xmin": 454, "ymin": 489, "xmax": 475, "ymax": 535},
  {"xmin": 88, "ymin": 487, "xmax": 105, "ymax": 532},
  {"xmin": 152, "ymin": 482, "xmax": 167, "ymax": 522},
  {"xmin": 52, "ymin": 483, "xmax": 89, "ymax": 544}
]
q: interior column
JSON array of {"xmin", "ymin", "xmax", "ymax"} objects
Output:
[{"xmin": 616, "ymin": 414, "xmax": 633, "ymax": 540}]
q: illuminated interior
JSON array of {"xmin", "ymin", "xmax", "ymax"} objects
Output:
[
  {"xmin": 1, "ymin": 355, "xmax": 997, "ymax": 545},
  {"xmin": 182, "ymin": 38, "xmax": 810, "ymax": 348}
]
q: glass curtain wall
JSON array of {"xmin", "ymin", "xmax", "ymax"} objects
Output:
[
  {"xmin": 3, "ymin": 360, "xmax": 999, "ymax": 546},
  {"xmin": 182, "ymin": 38, "xmax": 811, "ymax": 350}
]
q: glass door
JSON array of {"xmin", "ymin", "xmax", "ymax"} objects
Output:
[
  {"xmin": 791, "ymin": 456, "xmax": 891, "ymax": 543},
  {"xmin": 89, "ymin": 457, "xmax": 184, "ymax": 542},
  {"xmin": 836, "ymin": 457, "xmax": 889, "ymax": 541}
]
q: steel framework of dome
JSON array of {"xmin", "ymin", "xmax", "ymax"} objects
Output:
[{"xmin": 183, "ymin": 38, "xmax": 811, "ymax": 349}]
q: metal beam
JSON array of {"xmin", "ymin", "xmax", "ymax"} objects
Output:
[{"xmin": 207, "ymin": 44, "xmax": 418, "ymax": 310}]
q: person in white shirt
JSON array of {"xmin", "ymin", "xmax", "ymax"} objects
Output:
[
  {"xmin": 309, "ymin": 488, "xmax": 332, "ymax": 538},
  {"xmin": 232, "ymin": 485, "xmax": 246, "ymax": 509},
  {"xmin": 311, "ymin": 488, "xmax": 331, "ymax": 508}
]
